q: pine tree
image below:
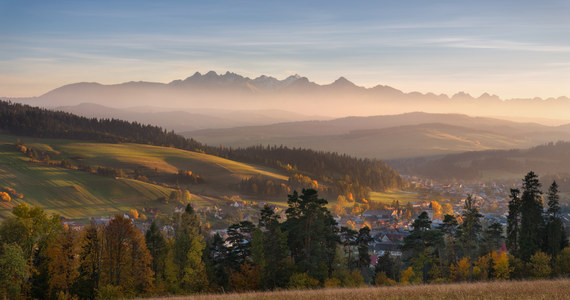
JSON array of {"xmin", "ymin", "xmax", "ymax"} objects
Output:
[
  {"xmin": 145, "ymin": 222, "xmax": 167, "ymax": 286},
  {"xmin": 284, "ymin": 189, "xmax": 339, "ymax": 282},
  {"xmin": 544, "ymin": 181, "xmax": 568, "ymax": 258},
  {"xmin": 519, "ymin": 171, "xmax": 544, "ymax": 261},
  {"xmin": 460, "ymin": 194, "xmax": 482, "ymax": 280},
  {"xmin": 357, "ymin": 226, "xmax": 373, "ymax": 282},
  {"xmin": 506, "ymin": 188, "xmax": 521, "ymax": 256}
]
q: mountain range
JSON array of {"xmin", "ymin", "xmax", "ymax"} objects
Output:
[{"xmin": 7, "ymin": 71, "xmax": 570, "ymax": 121}]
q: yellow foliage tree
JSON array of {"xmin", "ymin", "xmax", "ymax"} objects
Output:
[
  {"xmin": 492, "ymin": 251, "xmax": 512, "ymax": 279},
  {"xmin": 450, "ymin": 257, "xmax": 471, "ymax": 281},
  {"xmin": 0, "ymin": 192, "xmax": 10, "ymax": 202},
  {"xmin": 400, "ymin": 267, "xmax": 415, "ymax": 285},
  {"xmin": 431, "ymin": 201, "xmax": 442, "ymax": 220},
  {"xmin": 47, "ymin": 228, "xmax": 78, "ymax": 296},
  {"xmin": 130, "ymin": 209, "xmax": 139, "ymax": 219},
  {"xmin": 442, "ymin": 203, "xmax": 454, "ymax": 216}
]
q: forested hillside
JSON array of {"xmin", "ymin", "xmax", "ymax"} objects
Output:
[
  {"xmin": 0, "ymin": 101, "xmax": 403, "ymax": 200},
  {"xmin": 390, "ymin": 141, "xmax": 570, "ymax": 183}
]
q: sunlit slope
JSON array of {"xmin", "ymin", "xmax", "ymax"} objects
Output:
[
  {"xmin": 57, "ymin": 142, "xmax": 287, "ymax": 181},
  {"xmin": 0, "ymin": 134, "xmax": 288, "ymax": 219},
  {"xmin": 0, "ymin": 144, "xmax": 174, "ymax": 219}
]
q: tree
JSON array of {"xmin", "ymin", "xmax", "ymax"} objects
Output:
[
  {"xmin": 284, "ymin": 189, "xmax": 339, "ymax": 281},
  {"xmin": 528, "ymin": 251, "xmax": 551, "ymax": 278},
  {"xmin": 544, "ymin": 181, "xmax": 567, "ymax": 259},
  {"xmin": 100, "ymin": 215, "xmax": 153, "ymax": 294},
  {"xmin": 437, "ymin": 214, "xmax": 459, "ymax": 276},
  {"xmin": 174, "ymin": 204, "xmax": 208, "ymax": 292},
  {"xmin": 375, "ymin": 252, "xmax": 399, "ymax": 282},
  {"xmin": 519, "ymin": 171, "xmax": 544, "ymax": 261},
  {"xmin": 459, "ymin": 194, "xmax": 482, "ymax": 280},
  {"xmin": 357, "ymin": 226, "xmax": 372, "ymax": 281},
  {"xmin": 402, "ymin": 212, "xmax": 443, "ymax": 283},
  {"xmin": 0, "ymin": 243, "xmax": 27, "ymax": 299},
  {"xmin": 47, "ymin": 227, "xmax": 79, "ymax": 297},
  {"xmin": 73, "ymin": 223, "xmax": 101, "ymax": 300},
  {"xmin": 340, "ymin": 226, "xmax": 358, "ymax": 270},
  {"xmin": 226, "ymin": 221, "xmax": 255, "ymax": 270},
  {"xmin": 491, "ymin": 251, "xmax": 512, "ymax": 279},
  {"xmin": 481, "ymin": 223, "xmax": 503, "ymax": 255},
  {"xmin": 431, "ymin": 201, "xmax": 442, "ymax": 220},
  {"xmin": 506, "ymin": 188, "xmax": 521, "ymax": 256},
  {"xmin": 145, "ymin": 222, "xmax": 168, "ymax": 288}
]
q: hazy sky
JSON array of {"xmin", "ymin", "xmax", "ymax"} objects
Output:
[{"xmin": 1, "ymin": 0, "xmax": 570, "ymax": 98}]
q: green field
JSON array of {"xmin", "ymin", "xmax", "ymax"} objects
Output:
[
  {"xmin": 0, "ymin": 143, "xmax": 174, "ymax": 219},
  {"xmin": 369, "ymin": 190, "xmax": 420, "ymax": 205},
  {"xmin": 0, "ymin": 134, "xmax": 289, "ymax": 220}
]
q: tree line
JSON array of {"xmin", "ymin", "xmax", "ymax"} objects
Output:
[{"xmin": 2, "ymin": 178, "xmax": 569, "ymax": 299}]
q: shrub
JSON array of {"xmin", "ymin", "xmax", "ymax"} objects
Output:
[
  {"xmin": 529, "ymin": 251, "xmax": 552, "ymax": 278},
  {"xmin": 288, "ymin": 273, "xmax": 319, "ymax": 289}
]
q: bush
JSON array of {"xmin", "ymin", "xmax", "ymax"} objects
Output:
[
  {"xmin": 324, "ymin": 277, "xmax": 341, "ymax": 288},
  {"xmin": 375, "ymin": 271, "xmax": 397, "ymax": 286},
  {"xmin": 529, "ymin": 251, "xmax": 552, "ymax": 278},
  {"xmin": 288, "ymin": 273, "xmax": 319, "ymax": 289},
  {"xmin": 554, "ymin": 247, "xmax": 570, "ymax": 276},
  {"xmin": 96, "ymin": 285, "xmax": 123, "ymax": 300}
]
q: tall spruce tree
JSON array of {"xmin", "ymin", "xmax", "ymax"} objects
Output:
[
  {"xmin": 145, "ymin": 222, "xmax": 168, "ymax": 287},
  {"xmin": 506, "ymin": 188, "xmax": 521, "ymax": 256},
  {"xmin": 544, "ymin": 181, "xmax": 568, "ymax": 258},
  {"xmin": 460, "ymin": 194, "xmax": 482, "ymax": 280},
  {"xmin": 519, "ymin": 171, "xmax": 544, "ymax": 261}
]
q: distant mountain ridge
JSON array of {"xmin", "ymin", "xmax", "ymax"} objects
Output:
[
  {"xmin": 7, "ymin": 71, "xmax": 570, "ymax": 120},
  {"xmin": 183, "ymin": 112, "xmax": 570, "ymax": 160}
]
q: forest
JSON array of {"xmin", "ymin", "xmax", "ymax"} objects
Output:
[{"xmin": 0, "ymin": 172, "xmax": 569, "ymax": 299}]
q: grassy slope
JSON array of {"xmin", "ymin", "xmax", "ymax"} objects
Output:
[
  {"xmin": 0, "ymin": 143, "xmax": 174, "ymax": 219},
  {"xmin": 369, "ymin": 190, "xmax": 420, "ymax": 205},
  {"xmin": 0, "ymin": 134, "xmax": 288, "ymax": 220},
  {"xmin": 154, "ymin": 279, "xmax": 570, "ymax": 300}
]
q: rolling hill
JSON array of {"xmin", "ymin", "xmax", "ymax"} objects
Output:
[
  {"xmin": 0, "ymin": 133, "xmax": 289, "ymax": 220},
  {"xmin": 183, "ymin": 112, "xmax": 570, "ymax": 160},
  {"xmin": 389, "ymin": 141, "xmax": 570, "ymax": 185}
]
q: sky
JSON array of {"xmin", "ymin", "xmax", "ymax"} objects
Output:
[{"xmin": 1, "ymin": 0, "xmax": 570, "ymax": 99}]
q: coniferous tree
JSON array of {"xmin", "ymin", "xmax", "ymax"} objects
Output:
[
  {"xmin": 145, "ymin": 222, "xmax": 168, "ymax": 288},
  {"xmin": 357, "ymin": 226, "xmax": 373, "ymax": 282},
  {"xmin": 285, "ymin": 189, "xmax": 339, "ymax": 282},
  {"xmin": 460, "ymin": 194, "xmax": 482, "ymax": 280},
  {"xmin": 437, "ymin": 214, "xmax": 459, "ymax": 274},
  {"xmin": 544, "ymin": 181, "xmax": 568, "ymax": 259},
  {"xmin": 519, "ymin": 171, "xmax": 544, "ymax": 261},
  {"xmin": 402, "ymin": 212, "xmax": 443, "ymax": 283},
  {"xmin": 506, "ymin": 188, "xmax": 521, "ymax": 256}
]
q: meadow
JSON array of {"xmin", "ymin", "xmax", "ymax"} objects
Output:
[
  {"xmin": 154, "ymin": 279, "xmax": 570, "ymax": 300},
  {"xmin": 0, "ymin": 134, "xmax": 288, "ymax": 220},
  {"xmin": 369, "ymin": 190, "xmax": 420, "ymax": 205}
]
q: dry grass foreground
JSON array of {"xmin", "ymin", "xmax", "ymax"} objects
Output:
[{"xmin": 147, "ymin": 279, "xmax": 570, "ymax": 300}]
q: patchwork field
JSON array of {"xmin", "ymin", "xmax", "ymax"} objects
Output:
[{"xmin": 0, "ymin": 134, "xmax": 289, "ymax": 220}]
